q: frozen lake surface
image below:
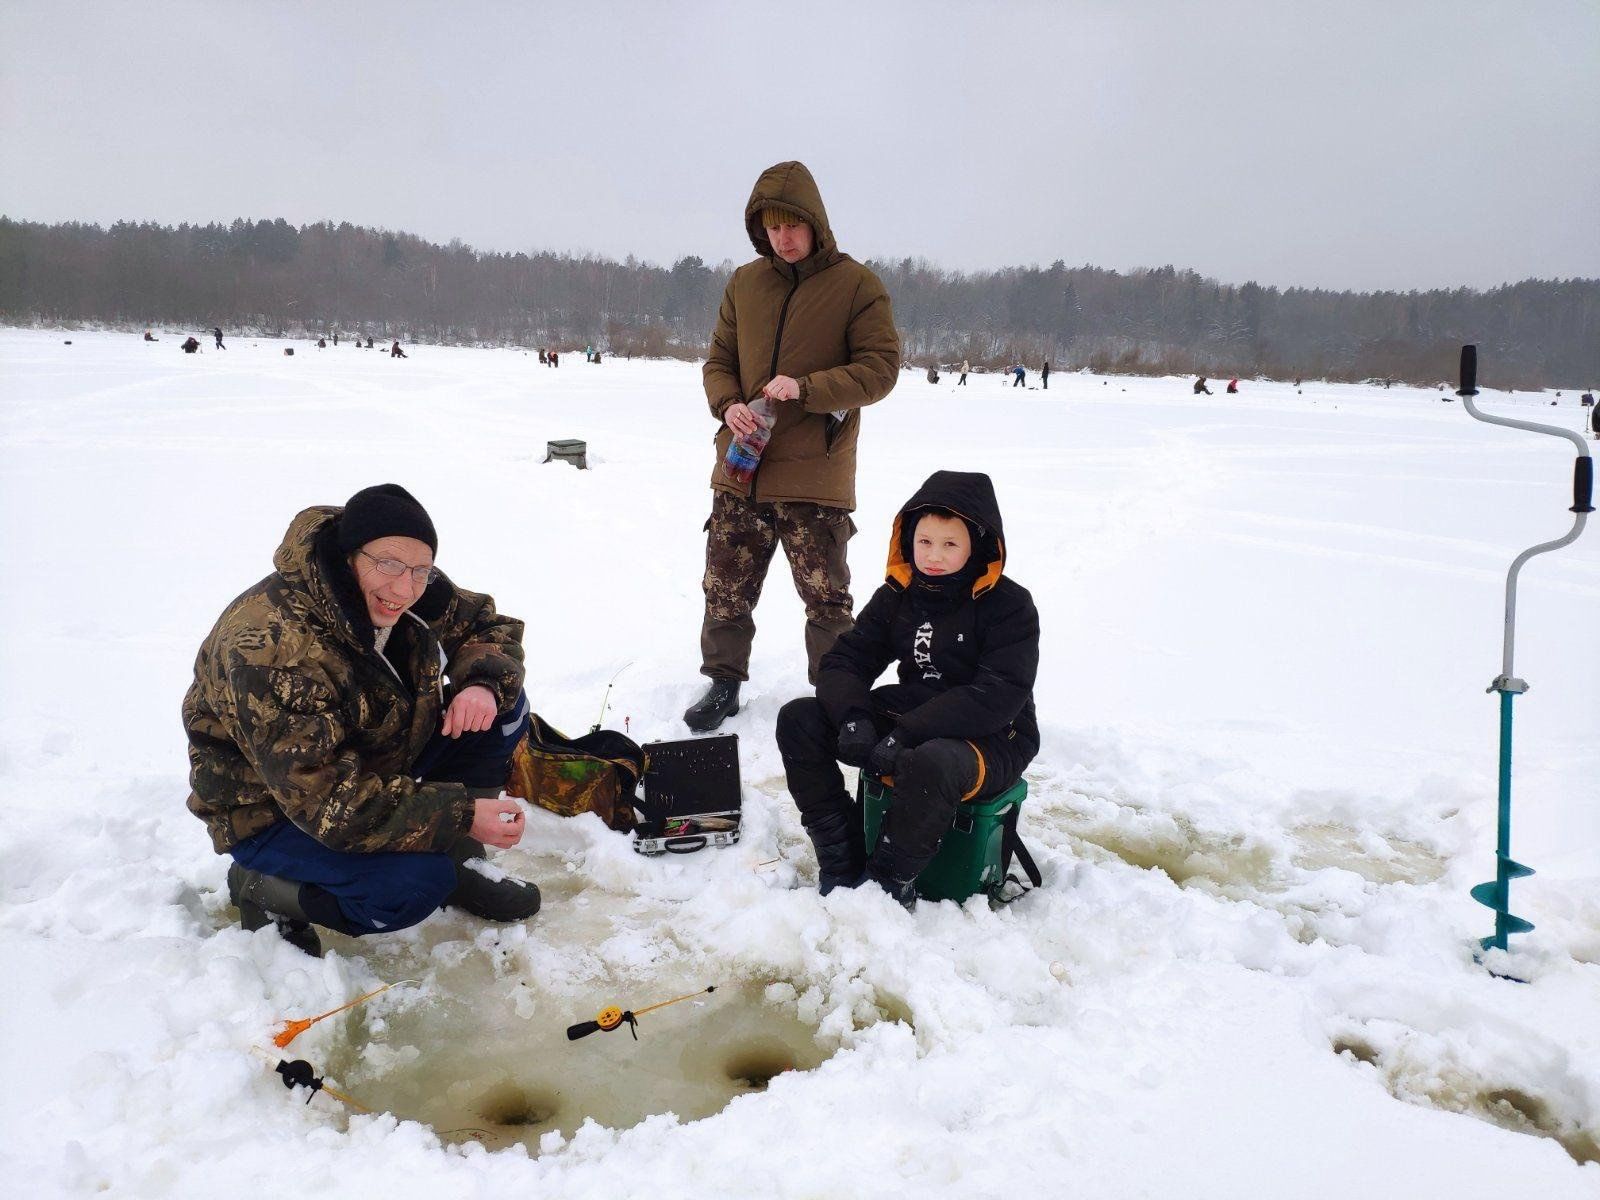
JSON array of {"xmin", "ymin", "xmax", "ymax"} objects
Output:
[{"xmin": 1, "ymin": 327, "xmax": 1596, "ymax": 1196}]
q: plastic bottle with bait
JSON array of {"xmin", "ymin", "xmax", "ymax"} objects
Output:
[{"xmin": 722, "ymin": 396, "xmax": 776, "ymax": 486}]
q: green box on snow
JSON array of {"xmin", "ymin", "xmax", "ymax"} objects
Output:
[{"xmin": 859, "ymin": 774, "xmax": 1028, "ymax": 902}]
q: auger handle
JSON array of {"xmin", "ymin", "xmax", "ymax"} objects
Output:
[
  {"xmin": 1573, "ymin": 457, "xmax": 1594, "ymax": 514},
  {"xmin": 1458, "ymin": 344, "xmax": 1477, "ymax": 396}
]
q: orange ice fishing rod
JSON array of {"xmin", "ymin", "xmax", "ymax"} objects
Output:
[
  {"xmin": 566, "ymin": 985, "xmax": 716, "ymax": 1042},
  {"xmin": 259, "ymin": 981, "xmax": 418, "ymax": 1112},
  {"xmin": 272, "ymin": 979, "xmax": 418, "ymax": 1048}
]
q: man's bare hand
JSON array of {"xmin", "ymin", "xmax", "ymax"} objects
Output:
[
  {"xmin": 469, "ymin": 796, "xmax": 525, "ymax": 849},
  {"xmin": 762, "ymin": 375, "xmax": 801, "ymax": 402},
  {"xmin": 442, "ymin": 685, "xmax": 497, "ymax": 738},
  {"xmin": 727, "ymin": 381, "xmax": 796, "ymax": 437},
  {"xmin": 724, "ymin": 402, "xmax": 759, "ymax": 438}
]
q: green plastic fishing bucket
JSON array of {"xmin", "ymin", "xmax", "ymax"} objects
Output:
[{"xmin": 860, "ymin": 775, "xmax": 1028, "ymax": 902}]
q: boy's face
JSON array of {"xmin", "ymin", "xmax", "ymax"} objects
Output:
[{"xmin": 912, "ymin": 513, "xmax": 972, "ymax": 577}]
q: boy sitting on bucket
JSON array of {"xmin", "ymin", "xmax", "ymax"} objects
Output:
[{"xmin": 776, "ymin": 470, "xmax": 1040, "ymax": 906}]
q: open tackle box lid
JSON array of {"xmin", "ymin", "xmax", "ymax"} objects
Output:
[{"xmin": 633, "ymin": 733, "xmax": 742, "ymax": 855}]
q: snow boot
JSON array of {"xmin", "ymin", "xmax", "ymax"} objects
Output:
[
  {"xmin": 445, "ymin": 838, "xmax": 542, "ymax": 922},
  {"xmin": 865, "ymin": 822, "xmax": 924, "ymax": 911},
  {"xmin": 866, "ymin": 862, "xmax": 919, "ymax": 910},
  {"xmin": 227, "ymin": 863, "xmax": 323, "ymax": 957},
  {"xmin": 683, "ymin": 679, "xmax": 741, "ymax": 733},
  {"xmin": 805, "ymin": 803, "xmax": 867, "ymax": 895}
]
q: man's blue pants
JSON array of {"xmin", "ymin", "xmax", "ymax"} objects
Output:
[{"xmin": 230, "ymin": 691, "xmax": 530, "ymax": 935}]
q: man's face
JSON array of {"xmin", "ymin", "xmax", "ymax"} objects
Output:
[
  {"xmin": 912, "ymin": 513, "xmax": 972, "ymax": 576},
  {"xmin": 765, "ymin": 219, "xmax": 814, "ymax": 264},
  {"xmin": 351, "ymin": 535, "xmax": 434, "ymax": 627}
]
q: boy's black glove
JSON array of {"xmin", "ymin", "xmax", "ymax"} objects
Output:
[
  {"xmin": 866, "ymin": 731, "xmax": 904, "ymax": 779},
  {"xmin": 836, "ymin": 714, "xmax": 877, "ymax": 767}
]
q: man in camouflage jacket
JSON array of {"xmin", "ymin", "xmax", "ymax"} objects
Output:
[
  {"xmin": 686, "ymin": 160, "xmax": 901, "ymax": 732},
  {"xmin": 184, "ymin": 484, "xmax": 540, "ymax": 954}
]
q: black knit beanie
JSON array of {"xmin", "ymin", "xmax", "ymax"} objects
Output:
[{"xmin": 336, "ymin": 484, "xmax": 438, "ymax": 554}]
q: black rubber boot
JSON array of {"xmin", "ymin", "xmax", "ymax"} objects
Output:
[
  {"xmin": 228, "ymin": 863, "xmax": 324, "ymax": 956},
  {"xmin": 806, "ymin": 803, "xmax": 867, "ymax": 895},
  {"xmin": 445, "ymin": 838, "xmax": 542, "ymax": 922},
  {"xmin": 683, "ymin": 679, "xmax": 741, "ymax": 733},
  {"xmin": 864, "ymin": 818, "xmax": 925, "ymax": 911},
  {"xmin": 866, "ymin": 862, "xmax": 919, "ymax": 910}
]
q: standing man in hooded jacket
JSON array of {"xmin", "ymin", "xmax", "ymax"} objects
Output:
[{"xmin": 684, "ymin": 161, "xmax": 901, "ymax": 732}]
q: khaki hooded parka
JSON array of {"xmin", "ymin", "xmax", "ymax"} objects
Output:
[{"xmin": 704, "ymin": 161, "xmax": 900, "ymax": 510}]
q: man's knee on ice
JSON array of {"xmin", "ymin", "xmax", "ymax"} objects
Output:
[{"xmin": 345, "ymin": 852, "xmax": 457, "ymax": 932}]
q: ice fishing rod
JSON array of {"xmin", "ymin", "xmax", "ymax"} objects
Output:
[
  {"xmin": 1456, "ymin": 344, "xmax": 1592, "ymax": 958},
  {"xmin": 254, "ymin": 981, "xmax": 419, "ymax": 1113},
  {"xmin": 593, "ymin": 661, "xmax": 633, "ymax": 733},
  {"xmin": 271, "ymin": 979, "xmax": 418, "ymax": 1048},
  {"xmin": 249, "ymin": 1046, "xmax": 370, "ymax": 1111},
  {"xmin": 274, "ymin": 1057, "xmax": 370, "ymax": 1111},
  {"xmin": 566, "ymin": 985, "xmax": 716, "ymax": 1042}
]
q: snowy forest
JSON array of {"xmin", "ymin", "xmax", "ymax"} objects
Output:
[{"xmin": 2, "ymin": 215, "xmax": 1596, "ymax": 388}]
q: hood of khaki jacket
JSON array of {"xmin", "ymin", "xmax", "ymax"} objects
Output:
[{"xmin": 744, "ymin": 160, "xmax": 840, "ymax": 273}]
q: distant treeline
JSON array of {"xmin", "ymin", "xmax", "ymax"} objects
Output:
[{"xmin": 2, "ymin": 216, "xmax": 1595, "ymax": 388}]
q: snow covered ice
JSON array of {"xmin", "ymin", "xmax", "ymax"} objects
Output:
[{"xmin": 1, "ymin": 327, "xmax": 1596, "ymax": 1197}]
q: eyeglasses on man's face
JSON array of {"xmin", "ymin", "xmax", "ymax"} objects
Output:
[{"xmin": 358, "ymin": 549, "xmax": 437, "ymax": 587}]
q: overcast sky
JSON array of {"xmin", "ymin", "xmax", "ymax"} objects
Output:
[{"xmin": 3, "ymin": 0, "xmax": 1596, "ymax": 292}]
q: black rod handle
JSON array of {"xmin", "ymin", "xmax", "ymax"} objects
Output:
[
  {"xmin": 567, "ymin": 1020, "xmax": 600, "ymax": 1041},
  {"xmin": 1574, "ymin": 456, "xmax": 1595, "ymax": 514},
  {"xmin": 1458, "ymin": 344, "xmax": 1477, "ymax": 395}
]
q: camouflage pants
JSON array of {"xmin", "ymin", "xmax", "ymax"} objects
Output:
[{"xmin": 700, "ymin": 490, "xmax": 855, "ymax": 684}]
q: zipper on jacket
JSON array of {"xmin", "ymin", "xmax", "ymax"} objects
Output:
[
  {"xmin": 751, "ymin": 263, "xmax": 802, "ymax": 503},
  {"xmin": 767, "ymin": 263, "xmax": 801, "ymax": 380},
  {"xmin": 366, "ymin": 610, "xmax": 433, "ymax": 703}
]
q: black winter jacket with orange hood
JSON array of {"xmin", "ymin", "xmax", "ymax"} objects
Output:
[{"xmin": 817, "ymin": 471, "xmax": 1040, "ymax": 751}]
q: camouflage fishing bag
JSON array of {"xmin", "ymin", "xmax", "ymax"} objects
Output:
[{"xmin": 510, "ymin": 714, "xmax": 644, "ymax": 832}]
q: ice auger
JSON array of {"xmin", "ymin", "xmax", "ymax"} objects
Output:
[{"xmin": 1457, "ymin": 345, "xmax": 1592, "ymax": 957}]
